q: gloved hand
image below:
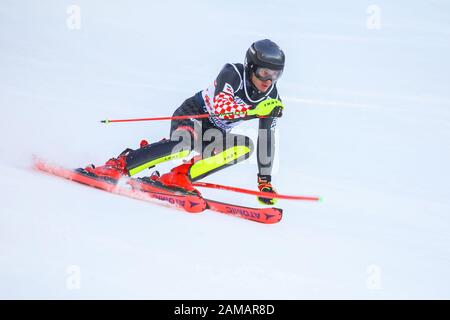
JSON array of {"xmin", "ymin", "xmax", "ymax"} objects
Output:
[
  {"xmin": 247, "ymin": 98, "xmax": 284, "ymax": 118},
  {"xmin": 257, "ymin": 174, "xmax": 278, "ymax": 205}
]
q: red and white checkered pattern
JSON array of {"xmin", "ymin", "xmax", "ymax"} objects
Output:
[{"xmin": 213, "ymin": 92, "xmax": 249, "ymax": 120}]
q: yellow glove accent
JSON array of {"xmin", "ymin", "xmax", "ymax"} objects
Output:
[{"xmin": 247, "ymin": 98, "xmax": 284, "ymax": 117}]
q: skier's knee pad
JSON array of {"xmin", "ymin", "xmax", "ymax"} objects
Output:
[
  {"xmin": 225, "ymin": 134, "xmax": 254, "ymax": 162},
  {"xmin": 188, "ymin": 137, "xmax": 254, "ymax": 182}
]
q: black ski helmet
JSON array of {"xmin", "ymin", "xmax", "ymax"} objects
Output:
[{"xmin": 245, "ymin": 39, "xmax": 285, "ymax": 74}]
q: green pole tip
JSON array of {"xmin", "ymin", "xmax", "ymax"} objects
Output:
[{"xmin": 318, "ymin": 197, "xmax": 324, "ymax": 203}]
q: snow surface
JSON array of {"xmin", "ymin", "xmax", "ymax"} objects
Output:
[{"xmin": 1, "ymin": 0, "xmax": 450, "ymax": 299}]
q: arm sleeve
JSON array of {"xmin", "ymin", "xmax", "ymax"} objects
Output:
[{"xmin": 212, "ymin": 64, "xmax": 249, "ymax": 120}]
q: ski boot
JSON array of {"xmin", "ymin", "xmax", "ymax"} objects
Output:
[
  {"xmin": 257, "ymin": 174, "xmax": 278, "ymax": 205},
  {"xmin": 83, "ymin": 139, "xmax": 153, "ymax": 182},
  {"xmin": 82, "ymin": 138, "xmax": 151, "ymax": 182},
  {"xmin": 83, "ymin": 149, "xmax": 131, "ymax": 182},
  {"xmin": 157, "ymin": 156, "xmax": 202, "ymax": 194}
]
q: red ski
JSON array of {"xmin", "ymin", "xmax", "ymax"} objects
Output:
[
  {"xmin": 134, "ymin": 177, "xmax": 282, "ymax": 224},
  {"xmin": 33, "ymin": 157, "xmax": 282, "ymax": 224}
]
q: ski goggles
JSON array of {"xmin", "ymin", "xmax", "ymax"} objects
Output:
[{"xmin": 254, "ymin": 67, "xmax": 283, "ymax": 81}]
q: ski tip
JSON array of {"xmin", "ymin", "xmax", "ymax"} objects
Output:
[{"xmin": 31, "ymin": 154, "xmax": 44, "ymax": 169}]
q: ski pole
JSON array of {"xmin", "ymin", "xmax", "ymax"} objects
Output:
[
  {"xmin": 100, "ymin": 112, "xmax": 263, "ymax": 124},
  {"xmin": 193, "ymin": 181, "xmax": 323, "ymax": 202}
]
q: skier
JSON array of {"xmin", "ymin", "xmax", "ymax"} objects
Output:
[{"xmin": 86, "ymin": 39, "xmax": 285, "ymax": 205}]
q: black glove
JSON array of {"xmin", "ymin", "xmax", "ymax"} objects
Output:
[
  {"xmin": 257, "ymin": 174, "xmax": 278, "ymax": 205},
  {"xmin": 269, "ymin": 106, "xmax": 283, "ymax": 118}
]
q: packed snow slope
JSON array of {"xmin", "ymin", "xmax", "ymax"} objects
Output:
[{"xmin": 1, "ymin": 0, "xmax": 449, "ymax": 299}]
